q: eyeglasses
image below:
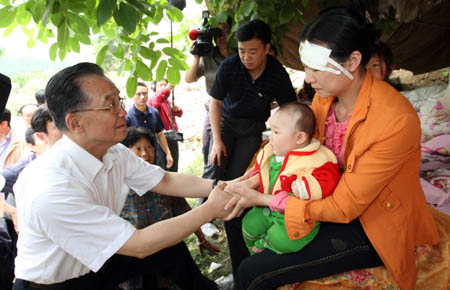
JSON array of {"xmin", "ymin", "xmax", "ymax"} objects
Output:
[{"xmin": 72, "ymin": 97, "xmax": 126, "ymax": 114}]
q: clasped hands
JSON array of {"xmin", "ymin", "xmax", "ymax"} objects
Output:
[{"xmin": 208, "ymin": 171, "xmax": 266, "ymax": 221}]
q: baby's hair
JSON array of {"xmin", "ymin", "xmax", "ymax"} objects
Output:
[{"xmin": 277, "ymin": 102, "xmax": 316, "ymax": 139}]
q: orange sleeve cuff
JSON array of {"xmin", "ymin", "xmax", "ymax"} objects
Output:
[{"xmin": 285, "ymin": 196, "xmax": 316, "ymax": 240}]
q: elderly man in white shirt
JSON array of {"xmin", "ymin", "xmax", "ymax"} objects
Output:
[{"xmin": 13, "ymin": 62, "xmax": 235, "ymax": 290}]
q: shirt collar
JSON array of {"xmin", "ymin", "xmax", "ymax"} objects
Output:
[{"xmin": 59, "ymin": 135, "xmax": 110, "ymax": 181}]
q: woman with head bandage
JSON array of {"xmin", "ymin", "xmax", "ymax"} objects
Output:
[{"xmin": 227, "ymin": 2, "xmax": 439, "ymax": 290}]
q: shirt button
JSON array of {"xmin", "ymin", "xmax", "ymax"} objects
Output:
[
  {"xmin": 294, "ymin": 232, "xmax": 299, "ymax": 238},
  {"xmin": 386, "ymin": 202, "xmax": 393, "ymax": 208},
  {"xmin": 347, "ymin": 164, "xmax": 352, "ymax": 169},
  {"xmin": 263, "ymin": 208, "xmax": 271, "ymax": 216}
]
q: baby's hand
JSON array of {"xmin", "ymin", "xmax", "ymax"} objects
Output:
[
  {"xmin": 292, "ymin": 179, "xmax": 310, "ymax": 200},
  {"xmin": 251, "ymin": 246, "xmax": 263, "ymax": 254}
]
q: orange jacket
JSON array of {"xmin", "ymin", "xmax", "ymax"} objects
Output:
[{"xmin": 284, "ymin": 72, "xmax": 439, "ymax": 290}]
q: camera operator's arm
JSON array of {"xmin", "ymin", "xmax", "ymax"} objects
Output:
[
  {"xmin": 185, "ymin": 51, "xmax": 201, "ymax": 83},
  {"xmin": 209, "ymin": 98, "xmax": 227, "ymax": 166}
]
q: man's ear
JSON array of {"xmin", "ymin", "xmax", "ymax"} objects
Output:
[
  {"xmin": 35, "ymin": 132, "xmax": 48, "ymax": 143},
  {"xmin": 264, "ymin": 43, "xmax": 271, "ymax": 55},
  {"xmin": 348, "ymin": 51, "xmax": 362, "ymax": 73},
  {"xmin": 65, "ymin": 113, "xmax": 82, "ymax": 133},
  {"xmin": 296, "ymin": 131, "xmax": 308, "ymax": 145}
]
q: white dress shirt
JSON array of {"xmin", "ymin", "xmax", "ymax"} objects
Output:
[{"xmin": 14, "ymin": 135, "xmax": 165, "ymax": 284}]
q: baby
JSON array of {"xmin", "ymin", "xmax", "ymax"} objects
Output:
[{"xmin": 242, "ymin": 102, "xmax": 340, "ymax": 254}]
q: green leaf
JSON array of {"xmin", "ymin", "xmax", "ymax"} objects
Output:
[
  {"xmin": 150, "ymin": 6, "xmax": 163, "ymax": 24},
  {"xmin": 116, "ymin": 2, "xmax": 139, "ymax": 33},
  {"xmin": 97, "ymin": 0, "xmax": 116, "ymax": 27},
  {"xmin": 86, "ymin": 0, "xmax": 97, "ymax": 16},
  {"xmin": 111, "ymin": 43, "xmax": 124, "ymax": 58},
  {"xmin": 96, "ymin": 45, "xmax": 108, "ymax": 65},
  {"xmin": 67, "ymin": 0, "xmax": 86, "ymax": 12},
  {"xmin": 168, "ymin": 57, "xmax": 189, "ymax": 71},
  {"xmin": 279, "ymin": 4, "xmax": 294, "ymax": 25},
  {"xmin": 0, "ymin": 0, "xmax": 10, "ymax": 5},
  {"xmin": 70, "ymin": 38, "xmax": 81, "ymax": 53},
  {"xmin": 27, "ymin": 38, "xmax": 35, "ymax": 48},
  {"xmin": 301, "ymin": 0, "xmax": 310, "ymax": 7},
  {"xmin": 31, "ymin": 0, "xmax": 46, "ymax": 24},
  {"xmin": 76, "ymin": 33, "xmax": 91, "ymax": 45},
  {"xmin": 162, "ymin": 47, "xmax": 184, "ymax": 58},
  {"xmin": 242, "ymin": 0, "xmax": 255, "ymax": 17},
  {"xmin": 58, "ymin": 47, "xmax": 67, "ymax": 61},
  {"xmin": 49, "ymin": 42, "xmax": 58, "ymax": 61},
  {"xmin": 194, "ymin": 0, "xmax": 202, "ymax": 4},
  {"xmin": 126, "ymin": 76, "xmax": 138, "ymax": 98},
  {"xmin": 169, "ymin": 58, "xmax": 189, "ymax": 71},
  {"xmin": 50, "ymin": 11, "xmax": 64, "ymax": 27},
  {"xmin": 166, "ymin": 66, "xmax": 180, "ymax": 85},
  {"xmin": 67, "ymin": 12, "xmax": 90, "ymax": 35},
  {"xmin": 166, "ymin": 6, "xmax": 183, "ymax": 22},
  {"xmin": 57, "ymin": 22, "xmax": 69, "ymax": 48},
  {"xmin": 156, "ymin": 60, "xmax": 167, "ymax": 81},
  {"xmin": 156, "ymin": 37, "xmax": 170, "ymax": 44},
  {"xmin": 149, "ymin": 51, "xmax": 162, "ymax": 70},
  {"xmin": 140, "ymin": 46, "xmax": 157, "ymax": 60},
  {"xmin": 102, "ymin": 23, "xmax": 116, "ymax": 38},
  {"xmin": 0, "ymin": 6, "xmax": 16, "ymax": 28},
  {"xmin": 136, "ymin": 60, "xmax": 152, "ymax": 81},
  {"xmin": 3, "ymin": 21, "xmax": 17, "ymax": 37},
  {"xmin": 16, "ymin": 4, "xmax": 31, "ymax": 26},
  {"xmin": 215, "ymin": 11, "xmax": 228, "ymax": 24}
]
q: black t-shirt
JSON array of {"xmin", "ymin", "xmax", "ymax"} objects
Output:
[{"xmin": 210, "ymin": 54, "xmax": 296, "ymax": 121}]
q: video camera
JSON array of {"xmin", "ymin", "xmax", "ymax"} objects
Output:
[{"xmin": 189, "ymin": 10, "xmax": 222, "ymax": 57}]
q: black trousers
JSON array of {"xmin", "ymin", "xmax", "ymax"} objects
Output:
[
  {"xmin": 234, "ymin": 219, "xmax": 384, "ymax": 290},
  {"xmin": 1, "ymin": 217, "xmax": 16, "ymax": 290},
  {"xmin": 166, "ymin": 138, "xmax": 179, "ymax": 172},
  {"xmin": 14, "ymin": 242, "xmax": 217, "ymax": 290}
]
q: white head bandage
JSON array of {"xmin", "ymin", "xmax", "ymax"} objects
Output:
[{"xmin": 299, "ymin": 40, "xmax": 354, "ymax": 80}]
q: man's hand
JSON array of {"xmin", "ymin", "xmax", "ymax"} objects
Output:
[
  {"xmin": 224, "ymin": 184, "xmax": 273, "ymax": 221},
  {"xmin": 210, "ymin": 140, "xmax": 227, "ymax": 166},
  {"xmin": 166, "ymin": 154, "xmax": 174, "ymax": 169},
  {"xmin": 205, "ymin": 183, "xmax": 234, "ymax": 219}
]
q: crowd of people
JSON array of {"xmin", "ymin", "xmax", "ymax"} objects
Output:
[{"xmin": 0, "ymin": 2, "xmax": 444, "ymax": 290}]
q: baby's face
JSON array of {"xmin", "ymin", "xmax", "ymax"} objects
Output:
[{"xmin": 268, "ymin": 111, "xmax": 300, "ymax": 156}]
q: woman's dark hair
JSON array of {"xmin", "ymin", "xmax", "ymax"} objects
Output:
[
  {"xmin": 236, "ymin": 19, "xmax": 271, "ymax": 45},
  {"xmin": 121, "ymin": 127, "xmax": 156, "ymax": 149},
  {"xmin": 300, "ymin": 1, "xmax": 379, "ymax": 67},
  {"xmin": 45, "ymin": 62, "xmax": 105, "ymax": 131}
]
